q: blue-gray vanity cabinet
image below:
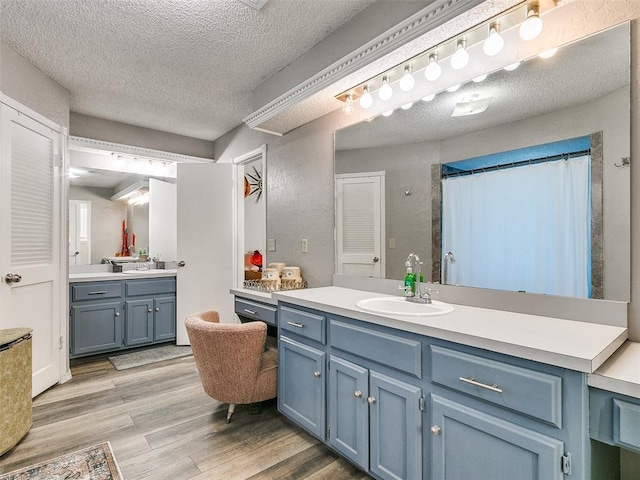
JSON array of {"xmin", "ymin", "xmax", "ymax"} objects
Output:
[
  {"xmin": 278, "ymin": 335, "xmax": 326, "ymax": 440},
  {"xmin": 154, "ymin": 296, "xmax": 177, "ymax": 342},
  {"xmin": 70, "ymin": 300, "xmax": 123, "ymax": 356},
  {"xmin": 590, "ymin": 387, "xmax": 640, "ymax": 454},
  {"xmin": 430, "ymin": 394, "xmax": 565, "ymax": 480},
  {"xmin": 124, "ymin": 299, "xmax": 154, "ymax": 346},
  {"xmin": 124, "ymin": 278, "xmax": 176, "ymax": 346}
]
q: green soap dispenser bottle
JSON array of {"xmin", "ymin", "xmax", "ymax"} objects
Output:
[{"xmin": 403, "ymin": 262, "xmax": 414, "ymax": 296}]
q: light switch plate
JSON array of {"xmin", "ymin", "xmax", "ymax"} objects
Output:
[
  {"xmin": 389, "ymin": 238, "xmax": 396, "ymax": 249},
  {"xmin": 302, "ymin": 238, "xmax": 308, "ymax": 253},
  {"xmin": 267, "ymin": 238, "xmax": 276, "ymax": 252}
]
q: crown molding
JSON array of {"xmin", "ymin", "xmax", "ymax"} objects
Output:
[
  {"xmin": 243, "ymin": 0, "xmax": 487, "ymax": 130},
  {"xmin": 68, "ymin": 136, "xmax": 214, "ymax": 163}
]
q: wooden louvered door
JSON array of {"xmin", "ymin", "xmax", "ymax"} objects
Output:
[
  {"xmin": 0, "ymin": 102, "xmax": 63, "ymax": 396},
  {"xmin": 335, "ymin": 172, "xmax": 384, "ymax": 278}
]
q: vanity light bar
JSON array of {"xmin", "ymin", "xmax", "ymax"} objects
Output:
[{"xmin": 335, "ymin": 1, "xmax": 552, "ymax": 110}]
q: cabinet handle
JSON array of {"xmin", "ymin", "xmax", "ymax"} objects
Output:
[
  {"xmin": 243, "ymin": 309, "xmax": 257, "ymax": 315},
  {"xmin": 148, "ymin": 309, "xmax": 153, "ymax": 313},
  {"xmin": 431, "ymin": 425, "xmax": 441, "ymax": 436},
  {"xmin": 115, "ymin": 312, "xmax": 120, "ymax": 317},
  {"xmin": 155, "ymin": 307, "xmax": 160, "ymax": 312},
  {"xmin": 367, "ymin": 396, "xmax": 376, "ymax": 405},
  {"xmin": 459, "ymin": 376, "xmax": 503, "ymax": 394},
  {"xmin": 313, "ymin": 371, "xmax": 321, "ymax": 378},
  {"xmin": 89, "ymin": 291, "xmax": 107, "ymax": 295},
  {"xmin": 354, "ymin": 390, "xmax": 362, "ymax": 398},
  {"xmin": 286, "ymin": 321, "xmax": 304, "ymax": 328}
]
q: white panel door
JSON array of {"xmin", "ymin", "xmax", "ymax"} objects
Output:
[
  {"xmin": 175, "ymin": 163, "xmax": 234, "ymax": 345},
  {"xmin": 149, "ymin": 178, "xmax": 177, "ymax": 262},
  {"xmin": 335, "ymin": 173, "xmax": 384, "ymax": 277},
  {"xmin": 0, "ymin": 103, "xmax": 62, "ymax": 397}
]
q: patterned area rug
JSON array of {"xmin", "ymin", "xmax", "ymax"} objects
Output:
[
  {"xmin": 108, "ymin": 344, "xmax": 192, "ymax": 370},
  {"xmin": 0, "ymin": 442, "xmax": 122, "ymax": 480}
]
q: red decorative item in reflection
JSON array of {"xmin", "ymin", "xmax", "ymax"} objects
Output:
[{"xmin": 250, "ymin": 250, "xmax": 263, "ymax": 271}]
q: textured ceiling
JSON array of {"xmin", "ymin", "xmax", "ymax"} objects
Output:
[
  {"xmin": 335, "ymin": 23, "xmax": 628, "ymax": 150},
  {"xmin": 0, "ymin": 0, "xmax": 375, "ymax": 141}
]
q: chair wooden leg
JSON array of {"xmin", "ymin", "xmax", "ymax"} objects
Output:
[{"xmin": 226, "ymin": 403, "xmax": 235, "ymax": 423}]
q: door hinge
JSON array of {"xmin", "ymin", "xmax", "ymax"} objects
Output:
[
  {"xmin": 561, "ymin": 453, "xmax": 572, "ymax": 475},
  {"xmin": 327, "ymin": 426, "xmax": 330, "ymax": 437},
  {"xmin": 327, "ymin": 358, "xmax": 330, "ymax": 370},
  {"xmin": 54, "ymin": 154, "xmax": 62, "ymax": 168},
  {"xmin": 419, "ymin": 396, "xmax": 425, "ymax": 412},
  {"xmin": 59, "ymin": 336, "xmax": 64, "ymax": 349}
]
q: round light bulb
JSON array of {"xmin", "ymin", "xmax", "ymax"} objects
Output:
[
  {"xmin": 359, "ymin": 86, "xmax": 373, "ymax": 109},
  {"xmin": 401, "ymin": 102, "xmax": 413, "ymax": 110},
  {"xmin": 378, "ymin": 77, "xmax": 393, "ymax": 101},
  {"xmin": 382, "ymin": 110, "xmax": 394, "ymax": 117},
  {"xmin": 446, "ymin": 84, "xmax": 461, "ymax": 93},
  {"xmin": 425, "ymin": 54, "xmax": 441, "ymax": 81},
  {"xmin": 483, "ymin": 25, "xmax": 504, "ymax": 56},
  {"xmin": 451, "ymin": 40, "xmax": 469, "ymax": 70},
  {"xmin": 519, "ymin": 4, "xmax": 543, "ymax": 41},
  {"xmin": 399, "ymin": 66, "xmax": 415, "ymax": 92},
  {"xmin": 538, "ymin": 47, "xmax": 558, "ymax": 59},
  {"xmin": 472, "ymin": 74, "xmax": 488, "ymax": 83},
  {"xmin": 342, "ymin": 94, "xmax": 354, "ymax": 114},
  {"xmin": 422, "ymin": 93, "xmax": 436, "ymax": 102},
  {"xmin": 504, "ymin": 62, "xmax": 521, "ymax": 71}
]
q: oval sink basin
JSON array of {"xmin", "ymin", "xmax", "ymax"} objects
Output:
[{"xmin": 356, "ymin": 296, "xmax": 454, "ymax": 317}]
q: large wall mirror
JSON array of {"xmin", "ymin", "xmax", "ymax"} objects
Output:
[{"xmin": 334, "ymin": 22, "xmax": 630, "ymax": 302}]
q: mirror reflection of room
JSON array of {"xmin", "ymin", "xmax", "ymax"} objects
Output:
[{"xmin": 334, "ymin": 23, "xmax": 630, "ymax": 302}]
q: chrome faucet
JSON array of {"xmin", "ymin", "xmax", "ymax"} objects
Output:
[{"xmin": 402, "ymin": 252, "xmax": 437, "ymax": 304}]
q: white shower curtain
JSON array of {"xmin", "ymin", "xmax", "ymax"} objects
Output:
[{"xmin": 442, "ymin": 155, "xmax": 591, "ymax": 297}]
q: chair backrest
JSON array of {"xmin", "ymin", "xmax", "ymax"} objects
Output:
[{"xmin": 185, "ymin": 310, "xmax": 268, "ymax": 404}]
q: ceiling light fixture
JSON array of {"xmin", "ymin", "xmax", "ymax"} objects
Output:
[
  {"xmin": 399, "ymin": 65, "xmax": 416, "ymax": 92},
  {"xmin": 424, "ymin": 53, "xmax": 442, "ymax": 81},
  {"xmin": 401, "ymin": 102, "xmax": 413, "ymax": 110},
  {"xmin": 422, "ymin": 93, "xmax": 436, "ymax": 102},
  {"xmin": 446, "ymin": 84, "xmax": 461, "ymax": 93},
  {"xmin": 343, "ymin": 94, "xmax": 354, "ymax": 114},
  {"xmin": 538, "ymin": 47, "xmax": 558, "ymax": 59},
  {"xmin": 382, "ymin": 110, "xmax": 394, "ymax": 117},
  {"xmin": 472, "ymin": 74, "xmax": 488, "ymax": 83},
  {"xmin": 519, "ymin": 2, "xmax": 543, "ymax": 40},
  {"xmin": 504, "ymin": 62, "xmax": 521, "ymax": 71},
  {"xmin": 451, "ymin": 39, "xmax": 469, "ymax": 70},
  {"xmin": 378, "ymin": 76, "xmax": 393, "ymax": 101},
  {"xmin": 359, "ymin": 86, "xmax": 374, "ymax": 109},
  {"xmin": 483, "ymin": 22, "xmax": 504, "ymax": 56}
]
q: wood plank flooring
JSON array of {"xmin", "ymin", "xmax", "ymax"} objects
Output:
[{"xmin": 0, "ymin": 353, "xmax": 372, "ymax": 480}]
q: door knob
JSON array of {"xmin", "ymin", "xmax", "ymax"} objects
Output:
[
  {"xmin": 155, "ymin": 307, "xmax": 160, "ymax": 312},
  {"xmin": 367, "ymin": 396, "xmax": 377, "ymax": 405},
  {"xmin": 4, "ymin": 273, "xmax": 22, "ymax": 285},
  {"xmin": 354, "ymin": 390, "xmax": 363, "ymax": 398},
  {"xmin": 313, "ymin": 371, "xmax": 321, "ymax": 378},
  {"xmin": 148, "ymin": 309, "xmax": 153, "ymax": 313},
  {"xmin": 431, "ymin": 425, "xmax": 441, "ymax": 435},
  {"xmin": 177, "ymin": 261, "xmax": 186, "ymax": 267}
]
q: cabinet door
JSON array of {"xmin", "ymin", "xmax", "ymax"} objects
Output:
[
  {"xmin": 125, "ymin": 299, "xmax": 154, "ymax": 346},
  {"xmin": 278, "ymin": 336, "xmax": 326, "ymax": 439},
  {"xmin": 328, "ymin": 356, "xmax": 369, "ymax": 470},
  {"xmin": 154, "ymin": 296, "xmax": 176, "ymax": 342},
  {"xmin": 369, "ymin": 371, "xmax": 422, "ymax": 480},
  {"xmin": 71, "ymin": 301, "xmax": 122, "ymax": 357},
  {"xmin": 431, "ymin": 395, "xmax": 564, "ymax": 480}
]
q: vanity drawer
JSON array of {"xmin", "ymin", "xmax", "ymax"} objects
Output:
[
  {"xmin": 125, "ymin": 278, "xmax": 176, "ymax": 297},
  {"xmin": 431, "ymin": 345, "xmax": 562, "ymax": 427},
  {"xmin": 330, "ymin": 319, "xmax": 421, "ymax": 378},
  {"xmin": 235, "ymin": 298, "xmax": 277, "ymax": 326},
  {"xmin": 72, "ymin": 282, "xmax": 122, "ymax": 302},
  {"xmin": 280, "ymin": 306, "xmax": 326, "ymax": 344},
  {"xmin": 613, "ymin": 399, "xmax": 640, "ymax": 453}
]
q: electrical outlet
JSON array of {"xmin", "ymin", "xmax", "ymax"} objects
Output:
[
  {"xmin": 302, "ymin": 238, "xmax": 308, "ymax": 253},
  {"xmin": 389, "ymin": 238, "xmax": 396, "ymax": 249},
  {"xmin": 267, "ymin": 238, "xmax": 276, "ymax": 252}
]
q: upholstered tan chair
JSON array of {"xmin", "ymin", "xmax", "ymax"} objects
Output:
[{"xmin": 185, "ymin": 310, "xmax": 277, "ymax": 423}]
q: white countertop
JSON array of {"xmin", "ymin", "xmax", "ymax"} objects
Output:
[
  {"xmin": 69, "ymin": 269, "xmax": 177, "ymax": 282},
  {"xmin": 272, "ymin": 286, "xmax": 627, "ymax": 374},
  {"xmin": 230, "ymin": 288, "xmax": 277, "ymax": 305},
  {"xmin": 588, "ymin": 341, "xmax": 640, "ymax": 398}
]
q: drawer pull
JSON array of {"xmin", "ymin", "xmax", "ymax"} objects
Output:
[
  {"xmin": 459, "ymin": 376, "xmax": 503, "ymax": 394},
  {"xmin": 89, "ymin": 291, "xmax": 108, "ymax": 295},
  {"xmin": 287, "ymin": 321, "xmax": 304, "ymax": 328},
  {"xmin": 243, "ymin": 309, "xmax": 257, "ymax": 315}
]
